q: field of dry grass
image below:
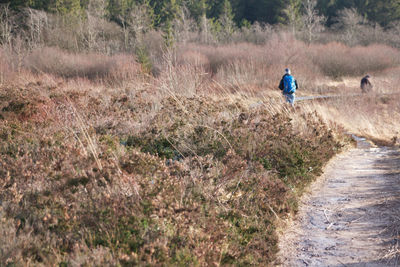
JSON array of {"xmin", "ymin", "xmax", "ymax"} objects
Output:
[{"xmin": 1, "ymin": 36, "xmax": 400, "ymax": 265}]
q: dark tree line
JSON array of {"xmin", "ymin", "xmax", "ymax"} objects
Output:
[
  {"xmin": 318, "ymin": 0, "xmax": 400, "ymax": 27},
  {"xmin": 1, "ymin": 0, "xmax": 399, "ymax": 28}
]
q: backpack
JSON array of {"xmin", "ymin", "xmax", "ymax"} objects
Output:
[{"xmin": 283, "ymin": 75, "xmax": 296, "ymax": 94}]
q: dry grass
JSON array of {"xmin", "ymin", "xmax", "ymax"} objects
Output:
[
  {"xmin": 173, "ymin": 36, "xmax": 400, "ymax": 96},
  {"xmin": 176, "ymin": 35, "xmax": 321, "ymax": 93},
  {"xmin": 297, "ymin": 93, "xmax": 400, "ymax": 145},
  {"xmin": 2, "ymin": 35, "xmax": 400, "ymax": 96}
]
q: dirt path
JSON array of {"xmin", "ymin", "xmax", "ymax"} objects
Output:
[{"xmin": 278, "ymin": 139, "xmax": 400, "ymax": 266}]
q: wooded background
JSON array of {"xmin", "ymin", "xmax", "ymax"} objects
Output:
[
  {"xmin": 3, "ymin": 0, "xmax": 399, "ymax": 27},
  {"xmin": 1, "ymin": 0, "xmax": 400, "ymax": 55}
]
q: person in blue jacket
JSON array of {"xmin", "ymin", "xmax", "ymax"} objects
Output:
[{"xmin": 279, "ymin": 68, "xmax": 298, "ymax": 106}]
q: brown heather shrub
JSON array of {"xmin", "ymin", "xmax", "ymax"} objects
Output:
[
  {"xmin": 105, "ymin": 54, "xmax": 142, "ymax": 84},
  {"xmin": 177, "ymin": 49, "xmax": 210, "ymax": 68},
  {"xmin": 0, "ymin": 76, "xmax": 346, "ymax": 266},
  {"xmin": 24, "ymin": 47, "xmax": 141, "ymax": 82},
  {"xmin": 0, "ymin": 47, "xmax": 16, "ymax": 84},
  {"xmin": 310, "ymin": 42, "xmax": 400, "ymax": 78}
]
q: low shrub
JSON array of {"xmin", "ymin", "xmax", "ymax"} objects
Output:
[
  {"xmin": 24, "ymin": 47, "xmax": 141, "ymax": 82},
  {"xmin": 0, "ymin": 47, "xmax": 16, "ymax": 84},
  {"xmin": 0, "ymin": 82, "xmax": 346, "ymax": 266},
  {"xmin": 310, "ymin": 42, "xmax": 400, "ymax": 78}
]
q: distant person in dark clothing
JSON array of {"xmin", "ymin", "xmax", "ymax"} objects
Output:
[
  {"xmin": 360, "ymin": 75, "xmax": 373, "ymax": 93},
  {"xmin": 279, "ymin": 68, "xmax": 299, "ymax": 106}
]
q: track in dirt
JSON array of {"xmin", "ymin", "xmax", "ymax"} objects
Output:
[{"xmin": 278, "ymin": 139, "xmax": 400, "ymax": 266}]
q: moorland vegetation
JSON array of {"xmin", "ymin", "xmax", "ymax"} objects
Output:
[{"xmin": 1, "ymin": 1, "xmax": 400, "ymax": 265}]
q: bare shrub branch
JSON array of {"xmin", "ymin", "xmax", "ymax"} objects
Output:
[{"xmin": 301, "ymin": 0, "xmax": 326, "ymax": 43}]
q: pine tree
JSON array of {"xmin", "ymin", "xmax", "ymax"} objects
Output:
[
  {"xmin": 218, "ymin": 0, "xmax": 235, "ymax": 41},
  {"xmin": 48, "ymin": 0, "xmax": 83, "ymax": 15},
  {"xmin": 283, "ymin": 0, "xmax": 302, "ymax": 34},
  {"xmin": 160, "ymin": 0, "xmax": 180, "ymax": 47},
  {"xmin": 182, "ymin": 0, "xmax": 205, "ymax": 24},
  {"xmin": 366, "ymin": 0, "xmax": 400, "ymax": 27},
  {"xmin": 238, "ymin": 0, "xmax": 285, "ymax": 24},
  {"xmin": 7, "ymin": 0, "xmax": 34, "ymax": 9},
  {"xmin": 107, "ymin": 0, "xmax": 130, "ymax": 22}
]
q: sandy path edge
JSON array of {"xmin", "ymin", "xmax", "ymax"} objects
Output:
[{"xmin": 277, "ymin": 141, "xmax": 400, "ymax": 266}]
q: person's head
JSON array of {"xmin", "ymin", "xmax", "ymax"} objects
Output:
[
  {"xmin": 285, "ymin": 68, "xmax": 291, "ymax": 75},
  {"xmin": 365, "ymin": 75, "xmax": 370, "ymax": 78}
]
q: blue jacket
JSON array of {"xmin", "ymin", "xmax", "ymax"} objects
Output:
[{"xmin": 279, "ymin": 74, "xmax": 298, "ymax": 93}]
